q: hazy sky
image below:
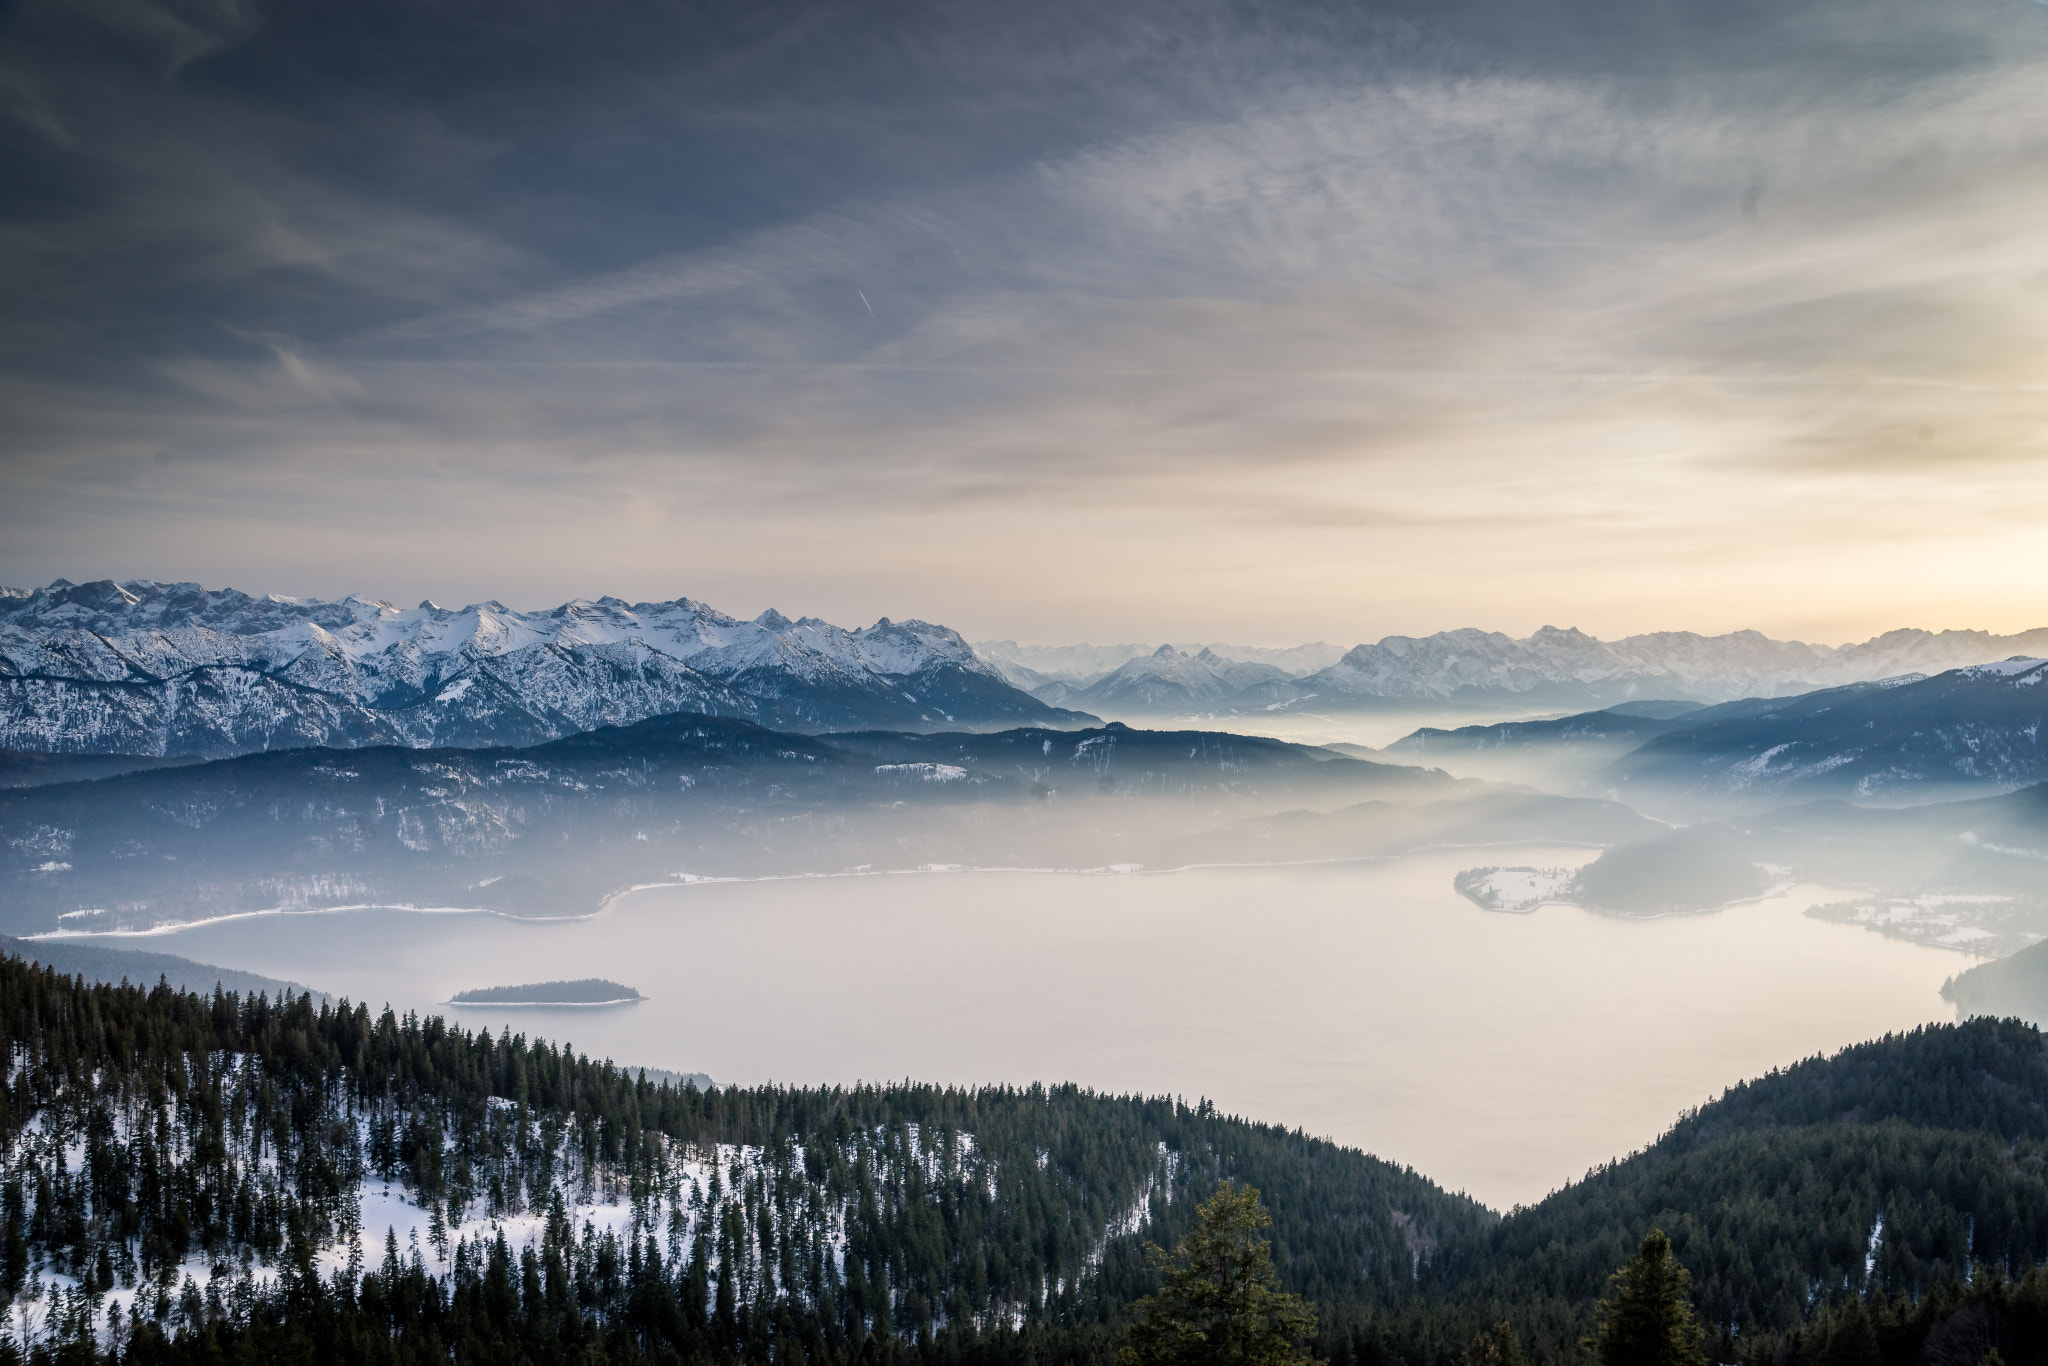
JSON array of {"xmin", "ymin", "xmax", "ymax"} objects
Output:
[{"xmin": 4, "ymin": 0, "xmax": 2046, "ymax": 645}]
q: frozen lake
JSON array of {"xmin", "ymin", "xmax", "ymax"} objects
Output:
[{"xmin": 81, "ymin": 846, "xmax": 1960, "ymax": 1209}]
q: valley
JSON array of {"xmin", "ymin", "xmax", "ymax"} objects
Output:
[
  {"xmin": 13, "ymin": 0, "xmax": 2048, "ymax": 1354},
  {"xmin": 28, "ymin": 850, "xmax": 1958, "ymax": 1212},
  {"xmin": 5, "ymin": 574, "xmax": 2048, "ymax": 1363}
]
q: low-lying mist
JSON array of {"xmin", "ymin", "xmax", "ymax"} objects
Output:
[{"xmin": 0, "ymin": 714, "xmax": 1661, "ymax": 937}]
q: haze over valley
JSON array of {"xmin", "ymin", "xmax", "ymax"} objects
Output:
[
  {"xmin": 10, "ymin": 574, "xmax": 2048, "ymax": 1077},
  {"xmin": 9, "ymin": 577, "xmax": 2048, "ymax": 1358},
  {"xmin": 7, "ymin": 0, "xmax": 2048, "ymax": 1356},
  {"xmin": 11, "ymin": 578, "xmax": 2037, "ymax": 1208}
]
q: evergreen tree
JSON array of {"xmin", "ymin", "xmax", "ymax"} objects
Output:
[
  {"xmin": 1814, "ymin": 1297, "xmax": 1878, "ymax": 1366},
  {"xmin": 1464, "ymin": 1321, "xmax": 1525, "ymax": 1366},
  {"xmin": 1588, "ymin": 1229, "xmax": 1707, "ymax": 1366},
  {"xmin": 1118, "ymin": 1183, "xmax": 1317, "ymax": 1366}
]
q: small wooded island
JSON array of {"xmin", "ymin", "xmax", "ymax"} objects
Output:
[{"xmin": 447, "ymin": 978, "xmax": 644, "ymax": 1005}]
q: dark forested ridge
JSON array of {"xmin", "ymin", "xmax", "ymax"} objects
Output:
[
  {"xmin": 8, "ymin": 952, "xmax": 2048, "ymax": 1366},
  {"xmin": 0, "ymin": 714, "xmax": 1486, "ymax": 935}
]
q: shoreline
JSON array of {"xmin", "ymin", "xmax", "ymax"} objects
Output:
[{"xmin": 25, "ymin": 839, "xmax": 1618, "ymax": 941}]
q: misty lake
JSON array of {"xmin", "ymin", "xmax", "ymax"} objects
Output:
[{"xmin": 97, "ymin": 846, "xmax": 1960, "ymax": 1210}]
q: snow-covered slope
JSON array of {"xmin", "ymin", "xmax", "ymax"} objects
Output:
[{"xmin": 0, "ymin": 579, "xmax": 1086, "ymax": 756}]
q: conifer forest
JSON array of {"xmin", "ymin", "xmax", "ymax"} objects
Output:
[{"xmin": 6, "ymin": 953, "xmax": 2048, "ymax": 1366}]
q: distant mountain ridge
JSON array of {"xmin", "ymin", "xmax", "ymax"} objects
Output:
[
  {"xmin": 1061, "ymin": 645, "xmax": 1295, "ymax": 712},
  {"xmin": 1605, "ymin": 657, "xmax": 2048, "ymax": 806},
  {"xmin": 1389, "ymin": 658, "xmax": 2048, "ymax": 813},
  {"xmin": 0, "ymin": 578, "xmax": 1092, "ymax": 756},
  {"xmin": 993, "ymin": 624, "xmax": 2048, "ymax": 715},
  {"xmin": 976, "ymin": 640, "xmax": 1346, "ymax": 685}
]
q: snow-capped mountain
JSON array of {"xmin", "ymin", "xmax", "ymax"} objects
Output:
[
  {"xmin": 982, "ymin": 626, "xmax": 2048, "ymax": 717},
  {"xmin": 1066, "ymin": 646, "xmax": 1293, "ymax": 713},
  {"xmin": 0, "ymin": 579, "xmax": 1089, "ymax": 756},
  {"xmin": 1242, "ymin": 626, "xmax": 1828, "ymax": 708},
  {"xmin": 1237, "ymin": 625, "xmax": 2048, "ymax": 712},
  {"xmin": 974, "ymin": 639, "xmax": 1345, "ymax": 685}
]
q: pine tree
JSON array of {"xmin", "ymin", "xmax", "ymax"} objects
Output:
[
  {"xmin": 1588, "ymin": 1230, "xmax": 1708, "ymax": 1366},
  {"xmin": 1117, "ymin": 1183, "xmax": 1318, "ymax": 1366}
]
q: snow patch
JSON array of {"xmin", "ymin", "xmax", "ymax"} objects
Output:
[{"xmin": 873, "ymin": 762, "xmax": 969, "ymax": 782}]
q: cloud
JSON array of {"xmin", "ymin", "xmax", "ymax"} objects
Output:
[
  {"xmin": 3, "ymin": 0, "xmax": 2048, "ymax": 640},
  {"xmin": 72, "ymin": 0, "xmax": 263, "ymax": 76}
]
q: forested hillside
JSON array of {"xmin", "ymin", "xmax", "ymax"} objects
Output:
[
  {"xmin": 0, "ymin": 951, "xmax": 1483, "ymax": 1365},
  {"xmin": 8, "ymin": 953, "xmax": 2048, "ymax": 1365},
  {"xmin": 1418, "ymin": 1019, "xmax": 2048, "ymax": 1363}
]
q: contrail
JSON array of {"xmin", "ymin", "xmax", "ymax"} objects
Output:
[{"xmin": 858, "ymin": 290, "xmax": 877, "ymax": 322}]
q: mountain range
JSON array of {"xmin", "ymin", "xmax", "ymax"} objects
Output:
[
  {"xmin": 1390, "ymin": 657, "xmax": 2048, "ymax": 813},
  {"xmin": 1606, "ymin": 658, "xmax": 2048, "ymax": 805},
  {"xmin": 9, "ymin": 578, "xmax": 2046, "ymax": 756},
  {"xmin": 0, "ymin": 578, "xmax": 1092, "ymax": 757},
  {"xmin": 992, "ymin": 624, "xmax": 2048, "ymax": 716},
  {"xmin": 976, "ymin": 639, "xmax": 1347, "ymax": 686},
  {"xmin": 1039, "ymin": 645, "xmax": 1298, "ymax": 711}
]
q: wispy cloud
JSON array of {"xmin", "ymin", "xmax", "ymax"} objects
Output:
[{"xmin": 3, "ymin": 0, "xmax": 2047, "ymax": 641}]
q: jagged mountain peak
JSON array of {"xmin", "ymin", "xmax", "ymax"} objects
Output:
[{"xmin": 0, "ymin": 578, "xmax": 1087, "ymax": 755}]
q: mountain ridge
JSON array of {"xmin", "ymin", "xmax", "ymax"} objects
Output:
[
  {"xmin": 1604, "ymin": 657, "xmax": 2048, "ymax": 808},
  {"xmin": 995, "ymin": 623, "xmax": 2048, "ymax": 715},
  {"xmin": 0, "ymin": 578, "xmax": 1094, "ymax": 756}
]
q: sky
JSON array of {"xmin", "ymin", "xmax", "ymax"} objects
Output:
[{"xmin": 3, "ymin": 0, "xmax": 2046, "ymax": 647}]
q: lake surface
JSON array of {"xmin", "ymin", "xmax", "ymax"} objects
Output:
[{"xmin": 96, "ymin": 846, "xmax": 1960, "ymax": 1210}]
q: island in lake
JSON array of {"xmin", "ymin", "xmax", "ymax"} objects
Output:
[{"xmin": 448, "ymin": 978, "xmax": 645, "ymax": 1006}]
